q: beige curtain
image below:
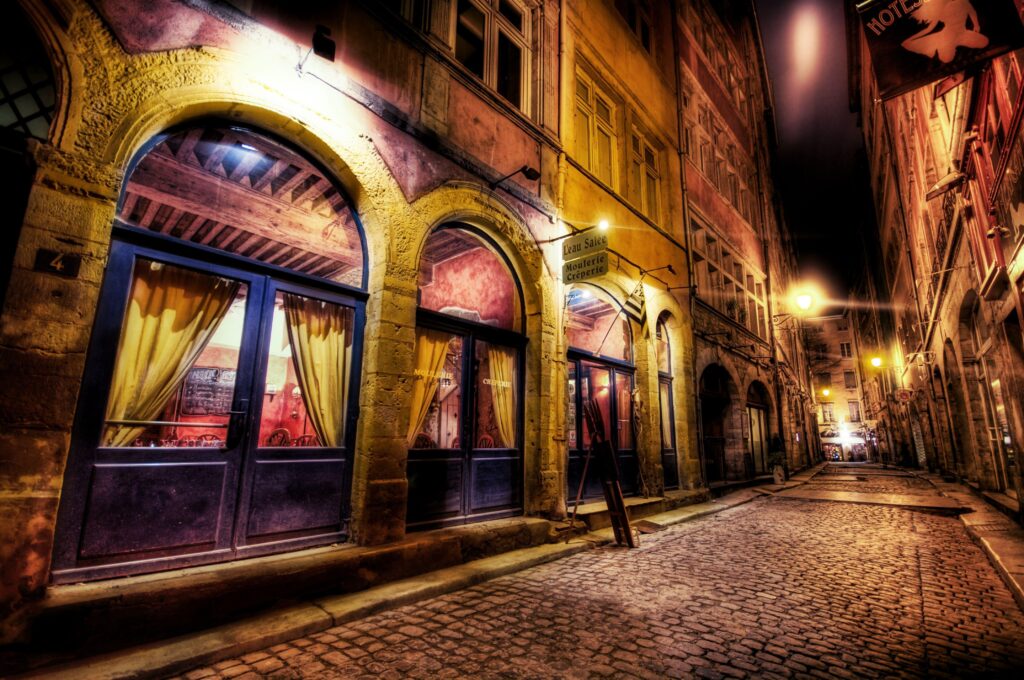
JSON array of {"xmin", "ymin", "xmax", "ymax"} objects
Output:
[
  {"xmin": 104, "ymin": 261, "xmax": 239, "ymax": 446},
  {"xmin": 406, "ymin": 328, "xmax": 451, "ymax": 447},
  {"xmin": 283, "ymin": 293, "xmax": 353, "ymax": 448},
  {"xmin": 488, "ymin": 345, "xmax": 517, "ymax": 448}
]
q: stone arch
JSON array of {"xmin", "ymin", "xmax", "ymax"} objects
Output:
[
  {"xmin": 943, "ymin": 338, "xmax": 976, "ymax": 481},
  {"xmin": 13, "ymin": 0, "xmax": 84, "ymax": 148},
  {"xmin": 409, "ymin": 184, "xmax": 560, "ymax": 516},
  {"xmin": 956, "ymin": 291, "xmax": 1002, "ymax": 488},
  {"xmin": 699, "ymin": 362, "xmax": 742, "ymax": 484}
]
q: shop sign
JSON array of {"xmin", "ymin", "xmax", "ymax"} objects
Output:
[
  {"xmin": 561, "ymin": 230, "xmax": 608, "ymax": 261},
  {"xmin": 562, "ymin": 252, "xmax": 608, "ymax": 284},
  {"xmin": 857, "ymin": 0, "xmax": 1024, "ymax": 99},
  {"xmin": 895, "ymin": 388, "xmax": 915, "ymax": 402}
]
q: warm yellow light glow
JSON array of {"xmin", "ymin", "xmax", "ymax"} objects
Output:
[
  {"xmin": 791, "ymin": 5, "xmax": 822, "ymax": 88},
  {"xmin": 786, "ymin": 281, "xmax": 826, "ymax": 317},
  {"xmin": 598, "ymin": 220, "xmax": 610, "ymax": 232},
  {"xmin": 822, "ymin": 388, "xmax": 830, "ymax": 397},
  {"xmin": 870, "ymin": 356, "xmax": 883, "ymax": 368}
]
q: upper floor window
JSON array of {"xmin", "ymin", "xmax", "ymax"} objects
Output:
[
  {"xmin": 630, "ymin": 128, "xmax": 660, "ymax": 221},
  {"xmin": 381, "ymin": 0, "xmax": 429, "ymax": 27},
  {"xmin": 821, "ymin": 402, "xmax": 834, "ymax": 423},
  {"xmin": 844, "ymin": 371, "xmax": 857, "ymax": 389},
  {"xmin": 848, "ymin": 401, "xmax": 861, "ymax": 422},
  {"xmin": 614, "ymin": 0, "xmax": 652, "ymax": 54},
  {"xmin": 454, "ymin": 0, "xmax": 529, "ymax": 110},
  {"xmin": 574, "ymin": 69, "xmax": 617, "ymax": 187},
  {"xmin": 840, "ymin": 342, "xmax": 852, "ymax": 358}
]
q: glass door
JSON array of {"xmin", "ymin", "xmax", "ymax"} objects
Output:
[
  {"xmin": 406, "ymin": 325, "xmax": 523, "ymax": 528},
  {"xmin": 53, "ymin": 242, "xmax": 363, "ymax": 581},
  {"xmin": 567, "ymin": 356, "xmax": 637, "ymax": 502}
]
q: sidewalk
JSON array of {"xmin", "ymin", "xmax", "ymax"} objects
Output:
[
  {"xmin": 14, "ymin": 476, "xmax": 801, "ymax": 680},
  {"xmin": 922, "ymin": 472, "xmax": 1024, "ymax": 612}
]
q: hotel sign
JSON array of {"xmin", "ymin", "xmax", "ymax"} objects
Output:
[
  {"xmin": 562, "ymin": 252, "xmax": 609, "ymax": 284},
  {"xmin": 857, "ymin": 0, "xmax": 1024, "ymax": 99}
]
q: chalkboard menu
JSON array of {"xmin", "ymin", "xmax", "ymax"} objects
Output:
[{"xmin": 182, "ymin": 367, "xmax": 236, "ymax": 416}]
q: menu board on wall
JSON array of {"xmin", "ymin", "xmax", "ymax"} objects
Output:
[{"xmin": 182, "ymin": 367, "xmax": 236, "ymax": 416}]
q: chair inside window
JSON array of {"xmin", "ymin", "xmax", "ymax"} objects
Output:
[
  {"xmin": 291, "ymin": 434, "xmax": 319, "ymax": 447},
  {"xmin": 476, "ymin": 434, "xmax": 494, "ymax": 448},
  {"xmin": 414, "ymin": 433, "xmax": 437, "ymax": 449},
  {"xmin": 265, "ymin": 428, "xmax": 291, "ymax": 447}
]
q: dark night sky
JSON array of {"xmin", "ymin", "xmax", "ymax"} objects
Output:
[{"xmin": 755, "ymin": 0, "xmax": 876, "ymax": 301}]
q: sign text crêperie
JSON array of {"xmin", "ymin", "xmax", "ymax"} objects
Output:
[{"xmin": 562, "ymin": 252, "xmax": 609, "ymax": 284}]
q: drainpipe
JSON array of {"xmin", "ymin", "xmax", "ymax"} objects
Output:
[{"xmin": 669, "ymin": 0, "xmax": 706, "ymax": 489}]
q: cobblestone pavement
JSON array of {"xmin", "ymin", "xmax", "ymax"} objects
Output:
[
  {"xmin": 804, "ymin": 478, "xmax": 935, "ymax": 495},
  {"xmin": 173, "ymin": 486, "xmax": 1024, "ymax": 679}
]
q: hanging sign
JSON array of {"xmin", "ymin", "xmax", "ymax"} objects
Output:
[
  {"xmin": 561, "ymin": 230, "xmax": 608, "ymax": 261},
  {"xmin": 857, "ymin": 0, "xmax": 1024, "ymax": 99},
  {"xmin": 562, "ymin": 252, "xmax": 609, "ymax": 284}
]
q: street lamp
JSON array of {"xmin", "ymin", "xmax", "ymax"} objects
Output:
[
  {"xmin": 822, "ymin": 388, "xmax": 830, "ymax": 397},
  {"xmin": 870, "ymin": 356, "xmax": 883, "ymax": 368},
  {"xmin": 539, "ymin": 220, "xmax": 611, "ymax": 244}
]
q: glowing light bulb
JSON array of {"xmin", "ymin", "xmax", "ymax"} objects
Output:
[
  {"xmin": 795, "ymin": 293, "xmax": 814, "ymax": 311},
  {"xmin": 870, "ymin": 357, "xmax": 883, "ymax": 368},
  {"xmin": 598, "ymin": 220, "xmax": 610, "ymax": 232},
  {"xmin": 822, "ymin": 388, "xmax": 830, "ymax": 397}
]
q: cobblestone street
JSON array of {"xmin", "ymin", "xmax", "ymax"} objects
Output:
[{"xmin": 174, "ymin": 478, "xmax": 1024, "ymax": 679}]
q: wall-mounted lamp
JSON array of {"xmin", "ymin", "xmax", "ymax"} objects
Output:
[
  {"xmin": 489, "ymin": 164, "xmax": 541, "ymax": 189},
  {"xmin": 539, "ymin": 220, "xmax": 609, "ymax": 244},
  {"xmin": 297, "ymin": 25, "xmax": 336, "ymax": 74}
]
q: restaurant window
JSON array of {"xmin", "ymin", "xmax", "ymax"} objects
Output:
[
  {"xmin": 574, "ymin": 69, "xmax": 617, "ymax": 187},
  {"xmin": 630, "ymin": 128, "xmax": 660, "ymax": 221},
  {"xmin": 566, "ymin": 285, "xmax": 638, "ymax": 500},
  {"xmin": 844, "ymin": 371, "xmax": 857, "ymax": 389},
  {"xmin": 614, "ymin": 0, "xmax": 653, "ymax": 53},
  {"xmin": 454, "ymin": 0, "xmax": 530, "ymax": 110},
  {"xmin": 408, "ymin": 225, "xmax": 525, "ymax": 528},
  {"xmin": 53, "ymin": 123, "xmax": 368, "ymax": 582}
]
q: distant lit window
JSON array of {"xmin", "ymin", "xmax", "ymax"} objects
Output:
[
  {"xmin": 614, "ymin": 0, "xmax": 653, "ymax": 54},
  {"xmin": 840, "ymin": 342, "xmax": 852, "ymax": 358},
  {"xmin": 848, "ymin": 401, "xmax": 861, "ymax": 422},
  {"xmin": 630, "ymin": 128, "xmax": 660, "ymax": 221},
  {"xmin": 844, "ymin": 371, "xmax": 857, "ymax": 389},
  {"xmin": 454, "ymin": 0, "xmax": 529, "ymax": 111},
  {"xmin": 574, "ymin": 69, "xmax": 617, "ymax": 187},
  {"xmin": 821, "ymin": 402, "xmax": 834, "ymax": 423}
]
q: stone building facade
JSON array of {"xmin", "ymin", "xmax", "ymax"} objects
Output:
[
  {"xmin": 0, "ymin": 0, "xmax": 812, "ymax": 650},
  {"xmin": 849, "ymin": 3, "xmax": 1024, "ymax": 502},
  {"xmin": 804, "ymin": 311, "xmax": 874, "ymax": 462}
]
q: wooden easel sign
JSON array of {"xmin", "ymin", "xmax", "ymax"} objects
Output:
[{"xmin": 567, "ymin": 398, "xmax": 636, "ymax": 548}]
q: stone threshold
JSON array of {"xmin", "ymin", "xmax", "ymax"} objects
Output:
[
  {"xmin": 3, "ymin": 517, "xmax": 555, "ymax": 676},
  {"xmin": 569, "ymin": 489, "xmax": 709, "ymax": 531},
  {"xmin": 772, "ymin": 487, "xmax": 965, "ymax": 514}
]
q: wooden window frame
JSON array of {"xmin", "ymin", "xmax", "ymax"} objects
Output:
[
  {"xmin": 630, "ymin": 126, "xmax": 661, "ymax": 222},
  {"xmin": 574, "ymin": 68, "xmax": 618, "ymax": 189},
  {"xmin": 450, "ymin": 0, "xmax": 531, "ymax": 112}
]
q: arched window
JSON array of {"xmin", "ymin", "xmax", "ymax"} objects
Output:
[
  {"xmin": 566, "ymin": 285, "xmax": 637, "ymax": 500},
  {"xmin": 746, "ymin": 381, "xmax": 771, "ymax": 476},
  {"xmin": 0, "ymin": 6, "xmax": 57, "ymax": 141},
  {"xmin": 656, "ymin": 316, "xmax": 678, "ymax": 489},
  {"xmin": 407, "ymin": 225, "xmax": 525, "ymax": 528},
  {"xmin": 54, "ymin": 123, "xmax": 368, "ymax": 582}
]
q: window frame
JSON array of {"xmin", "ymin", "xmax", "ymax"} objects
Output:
[
  {"xmin": 573, "ymin": 67, "xmax": 619, "ymax": 189},
  {"xmin": 450, "ymin": 0, "xmax": 531, "ymax": 112},
  {"xmin": 630, "ymin": 126, "xmax": 661, "ymax": 222}
]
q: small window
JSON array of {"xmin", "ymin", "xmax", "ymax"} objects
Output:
[
  {"xmin": 840, "ymin": 342, "xmax": 852, "ymax": 358},
  {"xmin": 821, "ymin": 403, "xmax": 834, "ymax": 423},
  {"xmin": 574, "ymin": 69, "xmax": 617, "ymax": 187},
  {"xmin": 453, "ymin": 0, "xmax": 529, "ymax": 111},
  {"xmin": 630, "ymin": 128, "xmax": 660, "ymax": 221},
  {"xmin": 816, "ymin": 372, "xmax": 832, "ymax": 389},
  {"xmin": 614, "ymin": 0, "xmax": 653, "ymax": 54},
  {"xmin": 844, "ymin": 371, "xmax": 857, "ymax": 389},
  {"xmin": 848, "ymin": 401, "xmax": 861, "ymax": 422}
]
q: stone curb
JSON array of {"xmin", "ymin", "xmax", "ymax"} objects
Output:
[
  {"xmin": 913, "ymin": 472, "xmax": 1024, "ymax": 615},
  {"xmin": 16, "ymin": 541, "xmax": 592, "ymax": 680}
]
